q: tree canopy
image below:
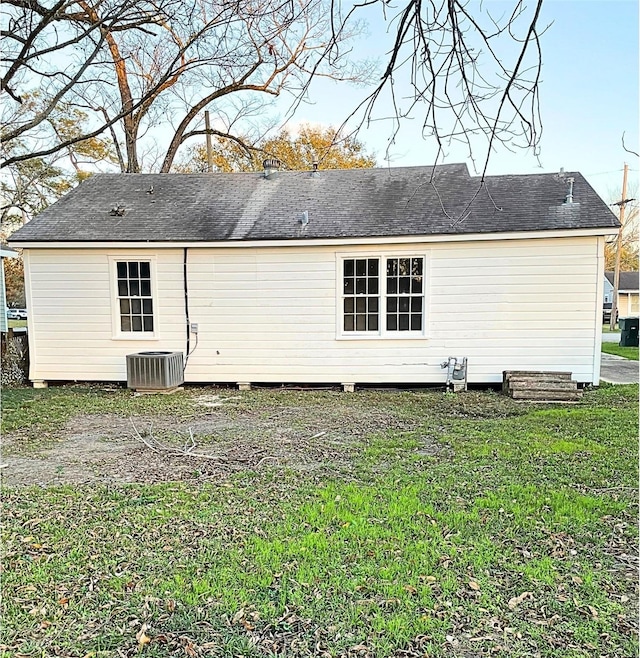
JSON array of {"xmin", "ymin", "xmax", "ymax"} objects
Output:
[
  {"xmin": 1, "ymin": 102, "xmax": 116, "ymax": 227},
  {"xmin": 179, "ymin": 125, "xmax": 376, "ymax": 172},
  {"xmin": 3, "ymin": 258, "xmax": 25, "ymax": 308},
  {"xmin": 2, "ymin": 0, "xmax": 545, "ymax": 176},
  {"xmin": 1, "ymin": 0, "xmax": 365, "ymax": 173},
  {"xmin": 605, "ymin": 212, "xmax": 639, "ymax": 272}
]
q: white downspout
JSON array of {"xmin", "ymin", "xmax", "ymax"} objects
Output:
[{"xmin": 592, "ymin": 237, "xmax": 605, "ymax": 385}]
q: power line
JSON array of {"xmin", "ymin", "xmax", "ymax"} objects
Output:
[{"xmin": 584, "ymin": 169, "xmax": 623, "ymax": 176}]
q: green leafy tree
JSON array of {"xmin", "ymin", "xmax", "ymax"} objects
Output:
[
  {"xmin": 3, "ymin": 257, "xmax": 25, "ymax": 308},
  {"xmin": 1, "ymin": 100, "xmax": 117, "ymax": 229},
  {"xmin": 179, "ymin": 125, "xmax": 376, "ymax": 172},
  {"xmin": 1, "ymin": 156, "xmax": 75, "ymax": 228},
  {"xmin": 605, "ymin": 191, "xmax": 638, "ymax": 272},
  {"xmin": 1, "ymin": 102, "xmax": 118, "ymax": 307},
  {"xmin": 605, "ymin": 239, "xmax": 639, "ymax": 272}
]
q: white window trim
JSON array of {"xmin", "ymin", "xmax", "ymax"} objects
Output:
[
  {"xmin": 108, "ymin": 255, "xmax": 159, "ymax": 340},
  {"xmin": 335, "ymin": 251, "xmax": 429, "ymax": 340}
]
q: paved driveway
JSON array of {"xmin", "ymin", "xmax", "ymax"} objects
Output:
[{"xmin": 600, "ymin": 353, "xmax": 639, "ymax": 384}]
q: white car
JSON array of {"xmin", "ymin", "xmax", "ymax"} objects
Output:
[{"xmin": 6, "ymin": 308, "xmax": 27, "ymax": 320}]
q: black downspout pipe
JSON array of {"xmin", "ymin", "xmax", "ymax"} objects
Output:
[{"xmin": 183, "ymin": 247, "xmax": 190, "ymax": 372}]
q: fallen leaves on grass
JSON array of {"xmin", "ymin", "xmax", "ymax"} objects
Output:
[
  {"xmin": 1, "ymin": 386, "xmax": 637, "ymax": 658},
  {"xmin": 507, "ymin": 591, "xmax": 534, "ymax": 609},
  {"xmin": 136, "ymin": 623, "xmax": 151, "ymax": 647}
]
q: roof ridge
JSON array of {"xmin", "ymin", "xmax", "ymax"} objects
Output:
[{"xmin": 87, "ymin": 162, "xmax": 469, "ymax": 176}]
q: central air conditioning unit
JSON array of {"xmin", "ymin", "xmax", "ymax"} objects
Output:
[{"xmin": 126, "ymin": 351, "xmax": 184, "ymax": 390}]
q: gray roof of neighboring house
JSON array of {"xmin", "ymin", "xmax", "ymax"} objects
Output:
[
  {"xmin": 9, "ymin": 163, "xmax": 619, "ymax": 244},
  {"xmin": 605, "ymin": 271, "xmax": 639, "ymax": 291},
  {"xmin": 0, "ymin": 244, "xmax": 18, "ymax": 257}
]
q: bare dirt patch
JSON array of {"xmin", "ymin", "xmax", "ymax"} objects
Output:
[{"xmin": 1, "ymin": 393, "xmax": 424, "ymax": 487}]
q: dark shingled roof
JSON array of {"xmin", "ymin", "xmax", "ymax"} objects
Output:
[
  {"xmin": 10, "ymin": 163, "xmax": 619, "ymax": 243},
  {"xmin": 605, "ymin": 271, "xmax": 639, "ymax": 291}
]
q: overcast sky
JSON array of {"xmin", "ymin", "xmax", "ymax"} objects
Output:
[{"xmin": 280, "ymin": 0, "xmax": 639, "ymax": 204}]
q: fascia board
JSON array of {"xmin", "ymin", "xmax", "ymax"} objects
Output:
[{"xmin": 11, "ymin": 226, "xmax": 620, "ymax": 250}]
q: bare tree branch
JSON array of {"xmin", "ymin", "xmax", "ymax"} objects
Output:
[
  {"xmin": 286, "ymin": 0, "xmax": 547, "ymax": 225},
  {"xmin": 622, "ymin": 131, "xmax": 640, "ymax": 159},
  {"xmin": 2, "ymin": 0, "xmax": 363, "ymax": 173},
  {"xmin": 3, "ymin": 0, "xmax": 548, "ymax": 229}
]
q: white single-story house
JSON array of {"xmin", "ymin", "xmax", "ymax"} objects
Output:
[
  {"xmin": 604, "ymin": 271, "xmax": 639, "ymax": 316},
  {"xmin": 9, "ymin": 163, "xmax": 619, "ymax": 388}
]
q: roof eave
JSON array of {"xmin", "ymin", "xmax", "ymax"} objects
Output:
[{"xmin": 10, "ymin": 226, "xmax": 620, "ymax": 250}]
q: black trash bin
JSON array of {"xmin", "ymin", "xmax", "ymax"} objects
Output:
[{"xmin": 619, "ymin": 317, "xmax": 639, "ymax": 347}]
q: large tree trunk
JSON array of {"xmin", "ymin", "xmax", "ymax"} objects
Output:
[{"xmin": 78, "ymin": 0, "xmax": 139, "ymax": 172}]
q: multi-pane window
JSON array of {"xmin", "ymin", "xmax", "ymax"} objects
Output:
[
  {"xmin": 343, "ymin": 258, "xmax": 379, "ymax": 331},
  {"xmin": 116, "ymin": 261, "xmax": 154, "ymax": 332},
  {"xmin": 386, "ymin": 257, "xmax": 424, "ymax": 331},
  {"xmin": 342, "ymin": 256, "xmax": 425, "ymax": 335}
]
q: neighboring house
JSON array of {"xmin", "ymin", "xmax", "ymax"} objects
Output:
[
  {"xmin": 9, "ymin": 163, "xmax": 619, "ymax": 388},
  {"xmin": 0, "ymin": 245, "xmax": 18, "ymax": 334},
  {"xmin": 603, "ymin": 275, "xmax": 614, "ymax": 304},
  {"xmin": 604, "ymin": 271, "xmax": 639, "ymax": 316}
]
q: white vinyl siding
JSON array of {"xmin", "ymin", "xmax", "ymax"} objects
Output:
[
  {"xmin": 24, "ymin": 235, "xmax": 604, "ymax": 385},
  {"xmin": 26, "ymin": 250, "xmax": 184, "ymax": 381}
]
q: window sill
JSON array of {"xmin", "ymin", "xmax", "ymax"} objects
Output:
[
  {"xmin": 111, "ymin": 334, "xmax": 160, "ymax": 341},
  {"xmin": 336, "ymin": 333, "xmax": 428, "ymax": 341}
]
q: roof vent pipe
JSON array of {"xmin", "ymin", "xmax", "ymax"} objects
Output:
[
  {"xmin": 565, "ymin": 177, "xmax": 575, "ymax": 204},
  {"xmin": 263, "ymin": 158, "xmax": 281, "ymax": 178}
]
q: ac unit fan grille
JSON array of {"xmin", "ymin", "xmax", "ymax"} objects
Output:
[{"xmin": 126, "ymin": 351, "xmax": 184, "ymax": 390}]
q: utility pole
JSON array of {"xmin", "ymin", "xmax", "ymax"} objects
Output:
[{"xmin": 610, "ymin": 163, "xmax": 629, "ymax": 330}]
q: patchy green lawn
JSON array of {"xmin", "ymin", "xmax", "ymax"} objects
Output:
[
  {"xmin": 1, "ymin": 384, "xmax": 638, "ymax": 657},
  {"xmin": 602, "ymin": 343, "xmax": 639, "ymax": 360},
  {"xmin": 6, "ymin": 319, "xmax": 27, "ymax": 329},
  {"xmin": 601, "ymin": 324, "xmax": 619, "ymax": 334}
]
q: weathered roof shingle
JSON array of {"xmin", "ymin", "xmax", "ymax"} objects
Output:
[
  {"xmin": 10, "ymin": 163, "xmax": 619, "ymax": 243},
  {"xmin": 605, "ymin": 271, "xmax": 639, "ymax": 291}
]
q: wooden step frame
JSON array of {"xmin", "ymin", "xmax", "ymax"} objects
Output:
[{"xmin": 502, "ymin": 370, "xmax": 582, "ymax": 401}]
